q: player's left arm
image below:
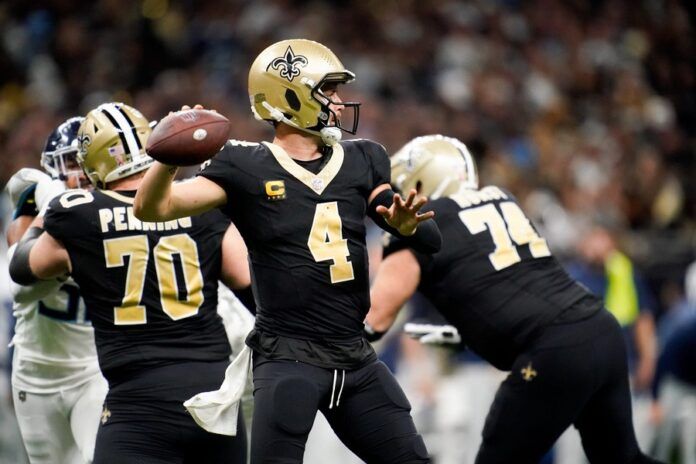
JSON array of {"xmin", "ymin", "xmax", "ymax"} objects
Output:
[
  {"xmin": 368, "ymin": 184, "xmax": 441, "ymax": 253},
  {"xmin": 365, "ymin": 248, "xmax": 421, "ymax": 338},
  {"xmin": 7, "ymin": 240, "xmax": 63, "ymax": 304}
]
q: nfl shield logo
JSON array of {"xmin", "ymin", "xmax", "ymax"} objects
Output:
[{"xmin": 311, "ymin": 178, "xmax": 324, "ymax": 192}]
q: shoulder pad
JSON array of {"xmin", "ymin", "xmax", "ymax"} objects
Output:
[
  {"xmin": 6, "ymin": 168, "xmax": 50, "ymax": 207},
  {"xmin": 347, "ymin": 138, "xmax": 388, "ymax": 156}
]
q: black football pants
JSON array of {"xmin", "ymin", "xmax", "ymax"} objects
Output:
[
  {"xmin": 475, "ymin": 309, "xmax": 663, "ymax": 464},
  {"xmin": 250, "ymin": 354, "xmax": 430, "ymax": 463},
  {"xmin": 93, "ymin": 360, "xmax": 247, "ymax": 464}
]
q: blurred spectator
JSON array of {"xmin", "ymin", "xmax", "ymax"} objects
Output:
[
  {"xmin": 650, "ymin": 315, "xmax": 696, "ymax": 464},
  {"xmin": 566, "ymin": 226, "xmax": 659, "ymax": 450},
  {"xmin": 656, "ymin": 261, "xmax": 696, "ymax": 349},
  {"xmin": 650, "ymin": 261, "xmax": 696, "ymax": 464}
]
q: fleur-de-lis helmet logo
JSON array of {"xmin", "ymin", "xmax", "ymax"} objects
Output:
[
  {"xmin": 77, "ymin": 134, "xmax": 91, "ymax": 157},
  {"xmin": 268, "ymin": 46, "xmax": 308, "ymax": 82}
]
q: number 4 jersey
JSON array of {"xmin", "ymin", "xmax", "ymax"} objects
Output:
[
  {"xmin": 43, "ymin": 189, "xmax": 232, "ymax": 381},
  {"xmin": 384, "ymin": 186, "xmax": 602, "ymax": 371},
  {"xmin": 198, "ymin": 139, "xmax": 391, "ymax": 368}
]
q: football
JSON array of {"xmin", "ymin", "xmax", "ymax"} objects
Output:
[{"xmin": 146, "ymin": 109, "xmax": 230, "ymax": 166}]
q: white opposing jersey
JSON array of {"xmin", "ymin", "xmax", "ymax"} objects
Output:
[{"xmin": 9, "ymin": 246, "xmax": 101, "ymax": 392}]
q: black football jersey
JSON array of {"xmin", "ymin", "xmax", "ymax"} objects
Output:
[
  {"xmin": 43, "ymin": 189, "xmax": 231, "ymax": 381},
  {"xmin": 198, "ymin": 139, "xmax": 390, "ymax": 368},
  {"xmin": 384, "ymin": 186, "xmax": 601, "ymax": 370}
]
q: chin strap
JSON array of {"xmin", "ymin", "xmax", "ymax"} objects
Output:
[{"xmin": 259, "ymin": 101, "xmax": 342, "ymax": 146}]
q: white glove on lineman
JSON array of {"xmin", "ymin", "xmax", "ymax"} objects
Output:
[
  {"xmin": 35, "ymin": 177, "xmax": 66, "ymax": 216},
  {"xmin": 404, "ymin": 323, "xmax": 462, "ymax": 345},
  {"xmin": 5, "ymin": 168, "xmax": 51, "ymax": 207}
]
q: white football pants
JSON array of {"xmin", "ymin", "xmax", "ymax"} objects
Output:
[{"xmin": 13, "ymin": 375, "xmax": 108, "ymax": 464}]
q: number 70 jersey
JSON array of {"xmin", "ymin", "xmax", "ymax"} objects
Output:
[{"xmin": 43, "ymin": 189, "xmax": 232, "ymax": 379}]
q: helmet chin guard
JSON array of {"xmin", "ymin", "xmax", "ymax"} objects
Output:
[
  {"xmin": 260, "ymin": 101, "xmax": 343, "ymax": 146},
  {"xmin": 320, "ymin": 127, "xmax": 342, "ymax": 146}
]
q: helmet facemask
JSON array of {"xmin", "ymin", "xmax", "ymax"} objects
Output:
[
  {"xmin": 41, "ymin": 117, "xmax": 90, "ymax": 189},
  {"xmin": 310, "ymin": 73, "xmax": 360, "ymax": 136}
]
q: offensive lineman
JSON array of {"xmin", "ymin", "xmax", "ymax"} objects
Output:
[
  {"xmin": 134, "ymin": 39, "xmax": 437, "ymax": 463},
  {"xmin": 6, "ymin": 117, "xmax": 107, "ymax": 463},
  {"xmin": 366, "ymin": 135, "xmax": 663, "ymax": 464},
  {"xmin": 10, "ymin": 103, "xmax": 249, "ymax": 464}
]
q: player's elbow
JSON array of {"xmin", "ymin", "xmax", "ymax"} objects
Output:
[
  {"xmin": 133, "ymin": 196, "xmax": 169, "ymax": 222},
  {"xmin": 10, "ymin": 248, "xmax": 37, "ymax": 286}
]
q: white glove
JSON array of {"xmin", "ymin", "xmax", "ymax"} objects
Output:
[
  {"xmin": 404, "ymin": 323, "xmax": 462, "ymax": 345},
  {"xmin": 5, "ymin": 168, "xmax": 51, "ymax": 207},
  {"xmin": 35, "ymin": 178, "xmax": 66, "ymax": 216}
]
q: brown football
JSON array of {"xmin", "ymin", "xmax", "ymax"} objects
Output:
[{"xmin": 146, "ymin": 109, "xmax": 230, "ymax": 166}]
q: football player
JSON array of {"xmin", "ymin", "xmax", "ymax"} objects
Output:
[
  {"xmin": 133, "ymin": 39, "xmax": 438, "ymax": 463},
  {"xmin": 6, "ymin": 117, "xmax": 107, "ymax": 464},
  {"xmin": 10, "ymin": 103, "xmax": 249, "ymax": 464},
  {"xmin": 365, "ymin": 135, "xmax": 664, "ymax": 464}
]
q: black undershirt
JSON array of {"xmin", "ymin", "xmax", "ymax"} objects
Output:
[{"xmin": 294, "ymin": 148, "xmax": 332, "ymax": 174}]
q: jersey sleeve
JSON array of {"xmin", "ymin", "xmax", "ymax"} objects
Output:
[
  {"xmin": 196, "ymin": 143, "xmax": 238, "ymax": 201},
  {"xmin": 382, "ymin": 232, "xmax": 434, "ymax": 273},
  {"xmin": 43, "ymin": 191, "xmax": 86, "ymax": 242},
  {"xmin": 13, "ymin": 185, "xmax": 39, "ymax": 219},
  {"xmin": 354, "ymin": 139, "xmax": 391, "ymax": 190},
  {"xmin": 201, "ymin": 208, "xmax": 232, "ymax": 237}
]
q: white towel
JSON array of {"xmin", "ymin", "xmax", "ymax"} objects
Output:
[{"xmin": 183, "ymin": 344, "xmax": 252, "ymax": 436}]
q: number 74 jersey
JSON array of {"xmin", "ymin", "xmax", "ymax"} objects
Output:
[
  {"xmin": 383, "ymin": 186, "xmax": 600, "ymax": 370},
  {"xmin": 43, "ymin": 189, "xmax": 232, "ymax": 379}
]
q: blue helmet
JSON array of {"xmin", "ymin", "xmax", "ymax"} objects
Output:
[{"xmin": 41, "ymin": 116, "xmax": 85, "ymax": 182}]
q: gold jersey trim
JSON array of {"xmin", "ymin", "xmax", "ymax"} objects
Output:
[
  {"xmin": 102, "ymin": 190, "xmax": 135, "ymax": 204},
  {"xmin": 262, "ymin": 142, "xmax": 344, "ymax": 195}
]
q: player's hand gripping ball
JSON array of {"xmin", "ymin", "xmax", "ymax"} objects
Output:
[{"xmin": 146, "ymin": 109, "xmax": 230, "ymax": 166}]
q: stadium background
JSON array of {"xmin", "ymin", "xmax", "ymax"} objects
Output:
[{"xmin": 0, "ymin": 0, "xmax": 693, "ymax": 462}]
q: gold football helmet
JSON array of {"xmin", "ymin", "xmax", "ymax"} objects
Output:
[
  {"xmin": 248, "ymin": 39, "xmax": 360, "ymax": 145},
  {"xmin": 77, "ymin": 102, "xmax": 153, "ymax": 188},
  {"xmin": 391, "ymin": 135, "xmax": 478, "ymax": 199}
]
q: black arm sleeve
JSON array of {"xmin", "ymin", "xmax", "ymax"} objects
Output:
[
  {"xmin": 9, "ymin": 227, "xmax": 44, "ymax": 286},
  {"xmin": 367, "ymin": 189, "xmax": 442, "ymax": 254},
  {"xmin": 234, "ymin": 286, "xmax": 257, "ymax": 316}
]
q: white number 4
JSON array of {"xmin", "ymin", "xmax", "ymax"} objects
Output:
[{"xmin": 459, "ymin": 202, "xmax": 550, "ymax": 271}]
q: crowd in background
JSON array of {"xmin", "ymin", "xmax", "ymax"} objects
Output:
[{"xmin": 0, "ymin": 0, "xmax": 694, "ymax": 462}]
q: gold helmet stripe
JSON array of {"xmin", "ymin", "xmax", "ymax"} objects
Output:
[{"xmin": 99, "ymin": 103, "xmax": 141, "ymax": 156}]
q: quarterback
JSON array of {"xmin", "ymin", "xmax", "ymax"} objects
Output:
[{"xmin": 134, "ymin": 39, "xmax": 438, "ymax": 463}]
